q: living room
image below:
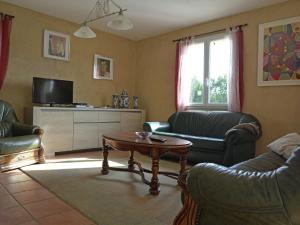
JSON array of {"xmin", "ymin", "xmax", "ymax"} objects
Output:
[{"xmin": 0, "ymin": 0, "xmax": 300, "ymax": 225}]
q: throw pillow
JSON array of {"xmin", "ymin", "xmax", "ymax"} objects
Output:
[{"xmin": 267, "ymin": 133, "xmax": 300, "ymax": 159}]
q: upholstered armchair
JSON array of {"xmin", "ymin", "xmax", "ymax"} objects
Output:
[
  {"xmin": 174, "ymin": 148, "xmax": 300, "ymax": 225},
  {"xmin": 0, "ymin": 100, "xmax": 44, "ymax": 172}
]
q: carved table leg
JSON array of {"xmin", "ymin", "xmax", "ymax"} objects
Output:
[
  {"xmin": 101, "ymin": 139, "xmax": 109, "ymax": 175},
  {"xmin": 149, "ymin": 149, "xmax": 160, "ymax": 195},
  {"xmin": 178, "ymin": 155, "xmax": 187, "ymax": 185},
  {"xmin": 128, "ymin": 150, "xmax": 135, "ymax": 171}
]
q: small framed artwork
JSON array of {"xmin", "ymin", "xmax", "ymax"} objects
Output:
[
  {"xmin": 43, "ymin": 30, "xmax": 70, "ymax": 61},
  {"xmin": 257, "ymin": 16, "xmax": 300, "ymax": 86},
  {"xmin": 93, "ymin": 54, "xmax": 113, "ymax": 80}
]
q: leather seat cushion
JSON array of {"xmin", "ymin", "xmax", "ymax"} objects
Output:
[
  {"xmin": 0, "ymin": 122, "xmax": 12, "ymax": 137},
  {"xmin": 0, "ymin": 135, "xmax": 41, "ymax": 155},
  {"xmin": 153, "ymin": 131, "xmax": 224, "ymax": 152},
  {"xmin": 231, "ymin": 151, "xmax": 285, "ymax": 172}
]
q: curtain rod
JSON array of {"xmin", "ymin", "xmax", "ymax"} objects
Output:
[
  {"xmin": 0, "ymin": 12, "xmax": 15, "ymax": 18},
  {"xmin": 172, "ymin": 23, "xmax": 248, "ymax": 42}
]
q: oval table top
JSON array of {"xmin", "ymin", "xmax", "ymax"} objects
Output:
[{"xmin": 103, "ymin": 131, "xmax": 192, "ymax": 148}]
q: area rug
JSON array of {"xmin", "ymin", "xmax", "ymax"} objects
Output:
[{"xmin": 21, "ymin": 151, "xmax": 182, "ymax": 225}]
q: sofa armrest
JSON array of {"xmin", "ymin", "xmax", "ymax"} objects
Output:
[
  {"xmin": 12, "ymin": 122, "xmax": 41, "ymax": 136},
  {"xmin": 143, "ymin": 122, "xmax": 170, "ymax": 132},
  {"xmin": 225, "ymin": 128, "xmax": 260, "ymax": 144},
  {"xmin": 187, "ymin": 163, "xmax": 282, "ymax": 212}
]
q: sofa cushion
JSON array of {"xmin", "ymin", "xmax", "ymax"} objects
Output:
[
  {"xmin": 154, "ymin": 131, "xmax": 224, "ymax": 151},
  {"xmin": 169, "ymin": 111, "xmax": 245, "ymax": 138},
  {"xmin": 0, "ymin": 135, "xmax": 41, "ymax": 155}
]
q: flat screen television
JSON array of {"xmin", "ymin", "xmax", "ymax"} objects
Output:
[{"xmin": 32, "ymin": 77, "xmax": 73, "ymax": 105}]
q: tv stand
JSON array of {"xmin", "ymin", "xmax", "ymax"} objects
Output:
[
  {"xmin": 48, "ymin": 103, "xmax": 75, "ymax": 108},
  {"xmin": 27, "ymin": 107, "xmax": 146, "ymax": 156}
]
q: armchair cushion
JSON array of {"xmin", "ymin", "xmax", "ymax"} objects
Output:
[
  {"xmin": 0, "ymin": 122, "xmax": 12, "ymax": 137},
  {"xmin": 188, "ymin": 163, "xmax": 281, "ymax": 212},
  {"xmin": 0, "ymin": 135, "xmax": 41, "ymax": 155},
  {"xmin": 231, "ymin": 151, "xmax": 285, "ymax": 172}
]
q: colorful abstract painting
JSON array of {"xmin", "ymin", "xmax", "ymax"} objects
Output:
[{"xmin": 258, "ymin": 16, "xmax": 300, "ymax": 86}]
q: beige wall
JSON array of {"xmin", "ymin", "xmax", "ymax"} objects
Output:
[
  {"xmin": 0, "ymin": 1, "xmax": 137, "ymax": 120},
  {"xmin": 1, "ymin": 0, "xmax": 300, "ymax": 154},
  {"xmin": 136, "ymin": 0, "xmax": 300, "ymax": 154}
]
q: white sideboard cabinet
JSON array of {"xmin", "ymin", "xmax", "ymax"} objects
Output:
[{"xmin": 29, "ymin": 107, "xmax": 146, "ymax": 156}]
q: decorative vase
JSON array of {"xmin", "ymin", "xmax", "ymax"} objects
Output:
[
  {"xmin": 133, "ymin": 96, "xmax": 139, "ymax": 109},
  {"xmin": 112, "ymin": 95, "xmax": 119, "ymax": 108},
  {"xmin": 119, "ymin": 90, "xmax": 129, "ymax": 108}
]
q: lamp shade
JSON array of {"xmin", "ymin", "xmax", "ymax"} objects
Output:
[
  {"xmin": 73, "ymin": 24, "xmax": 96, "ymax": 38},
  {"xmin": 107, "ymin": 13, "xmax": 133, "ymax": 30}
]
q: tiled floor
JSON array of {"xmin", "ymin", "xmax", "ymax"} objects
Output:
[{"xmin": 0, "ymin": 169, "xmax": 96, "ymax": 225}]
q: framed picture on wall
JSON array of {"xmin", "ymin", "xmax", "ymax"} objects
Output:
[
  {"xmin": 257, "ymin": 16, "xmax": 300, "ymax": 86},
  {"xmin": 93, "ymin": 54, "xmax": 113, "ymax": 80},
  {"xmin": 43, "ymin": 30, "xmax": 70, "ymax": 61}
]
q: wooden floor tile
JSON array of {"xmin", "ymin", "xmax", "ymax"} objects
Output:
[
  {"xmin": 4, "ymin": 180, "xmax": 42, "ymax": 194},
  {"xmin": 23, "ymin": 197, "xmax": 73, "ymax": 219},
  {"xmin": 13, "ymin": 188, "xmax": 55, "ymax": 205},
  {"xmin": 0, "ymin": 205, "xmax": 33, "ymax": 225},
  {"xmin": 38, "ymin": 210, "xmax": 95, "ymax": 225}
]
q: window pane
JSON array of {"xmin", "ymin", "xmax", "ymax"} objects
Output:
[
  {"xmin": 208, "ymin": 38, "xmax": 230, "ymax": 104},
  {"xmin": 185, "ymin": 42, "xmax": 204, "ymax": 104}
]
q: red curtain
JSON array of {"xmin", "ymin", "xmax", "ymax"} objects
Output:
[
  {"xmin": 175, "ymin": 38, "xmax": 192, "ymax": 111},
  {"xmin": 0, "ymin": 14, "xmax": 13, "ymax": 90},
  {"xmin": 228, "ymin": 26, "xmax": 244, "ymax": 112}
]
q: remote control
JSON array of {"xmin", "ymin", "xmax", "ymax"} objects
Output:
[{"xmin": 150, "ymin": 136, "xmax": 167, "ymax": 142}]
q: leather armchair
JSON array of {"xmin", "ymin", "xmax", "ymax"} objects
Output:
[
  {"xmin": 0, "ymin": 100, "xmax": 44, "ymax": 172},
  {"xmin": 174, "ymin": 149, "xmax": 299, "ymax": 225},
  {"xmin": 144, "ymin": 111, "xmax": 261, "ymax": 166}
]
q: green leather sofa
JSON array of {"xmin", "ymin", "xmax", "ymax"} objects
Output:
[
  {"xmin": 0, "ymin": 100, "xmax": 44, "ymax": 172},
  {"xmin": 144, "ymin": 111, "xmax": 261, "ymax": 166},
  {"xmin": 175, "ymin": 148, "xmax": 299, "ymax": 225}
]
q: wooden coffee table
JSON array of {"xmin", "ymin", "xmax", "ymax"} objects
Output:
[{"xmin": 101, "ymin": 131, "xmax": 192, "ymax": 195}]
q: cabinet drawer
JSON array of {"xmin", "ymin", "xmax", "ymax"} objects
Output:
[
  {"xmin": 39, "ymin": 111, "xmax": 73, "ymax": 155},
  {"xmin": 120, "ymin": 112, "xmax": 142, "ymax": 131},
  {"xmin": 99, "ymin": 123, "xmax": 120, "ymax": 147},
  {"xmin": 74, "ymin": 111, "xmax": 98, "ymax": 122},
  {"xmin": 99, "ymin": 111, "xmax": 121, "ymax": 122},
  {"xmin": 73, "ymin": 123, "xmax": 98, "ymax": 150}
]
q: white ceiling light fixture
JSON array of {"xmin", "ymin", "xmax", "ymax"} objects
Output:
[{"xmin": 73, "ymin": 0, "xmax": 133, "ymax": 38}]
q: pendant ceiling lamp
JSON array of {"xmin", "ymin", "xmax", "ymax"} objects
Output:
[{"xmin": 74, "ymin": 0, "xmax": 133, "ymax": 39}]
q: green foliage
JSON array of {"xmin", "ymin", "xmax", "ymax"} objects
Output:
[
  {"xmin": 189, "ymin": 75, "xmax": 227, "ymax": 104},
  {"xmin": 209, "ymin": 75, "xmax": 227, "ymax": 104},
  {"xmin": 189, "ymin": 77, "xmax": 203, "ymax": 103}
]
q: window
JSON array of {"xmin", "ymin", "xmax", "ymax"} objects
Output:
[{"xmin": 183, "ymin": 33, "xmax": 230, "ymax": 109}]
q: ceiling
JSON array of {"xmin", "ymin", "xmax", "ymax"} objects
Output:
[{"xmin": 3, "ymin": 0, "xmax": 287, "ymax": 40}]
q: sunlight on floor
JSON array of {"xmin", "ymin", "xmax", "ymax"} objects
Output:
[
  {"xmin": 45, "ymin": 157, "xmax": 100, "ymax": 163},
  {"xmin": 23, "ymin": 160, "xmax": 125, "ymax": 171}
]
